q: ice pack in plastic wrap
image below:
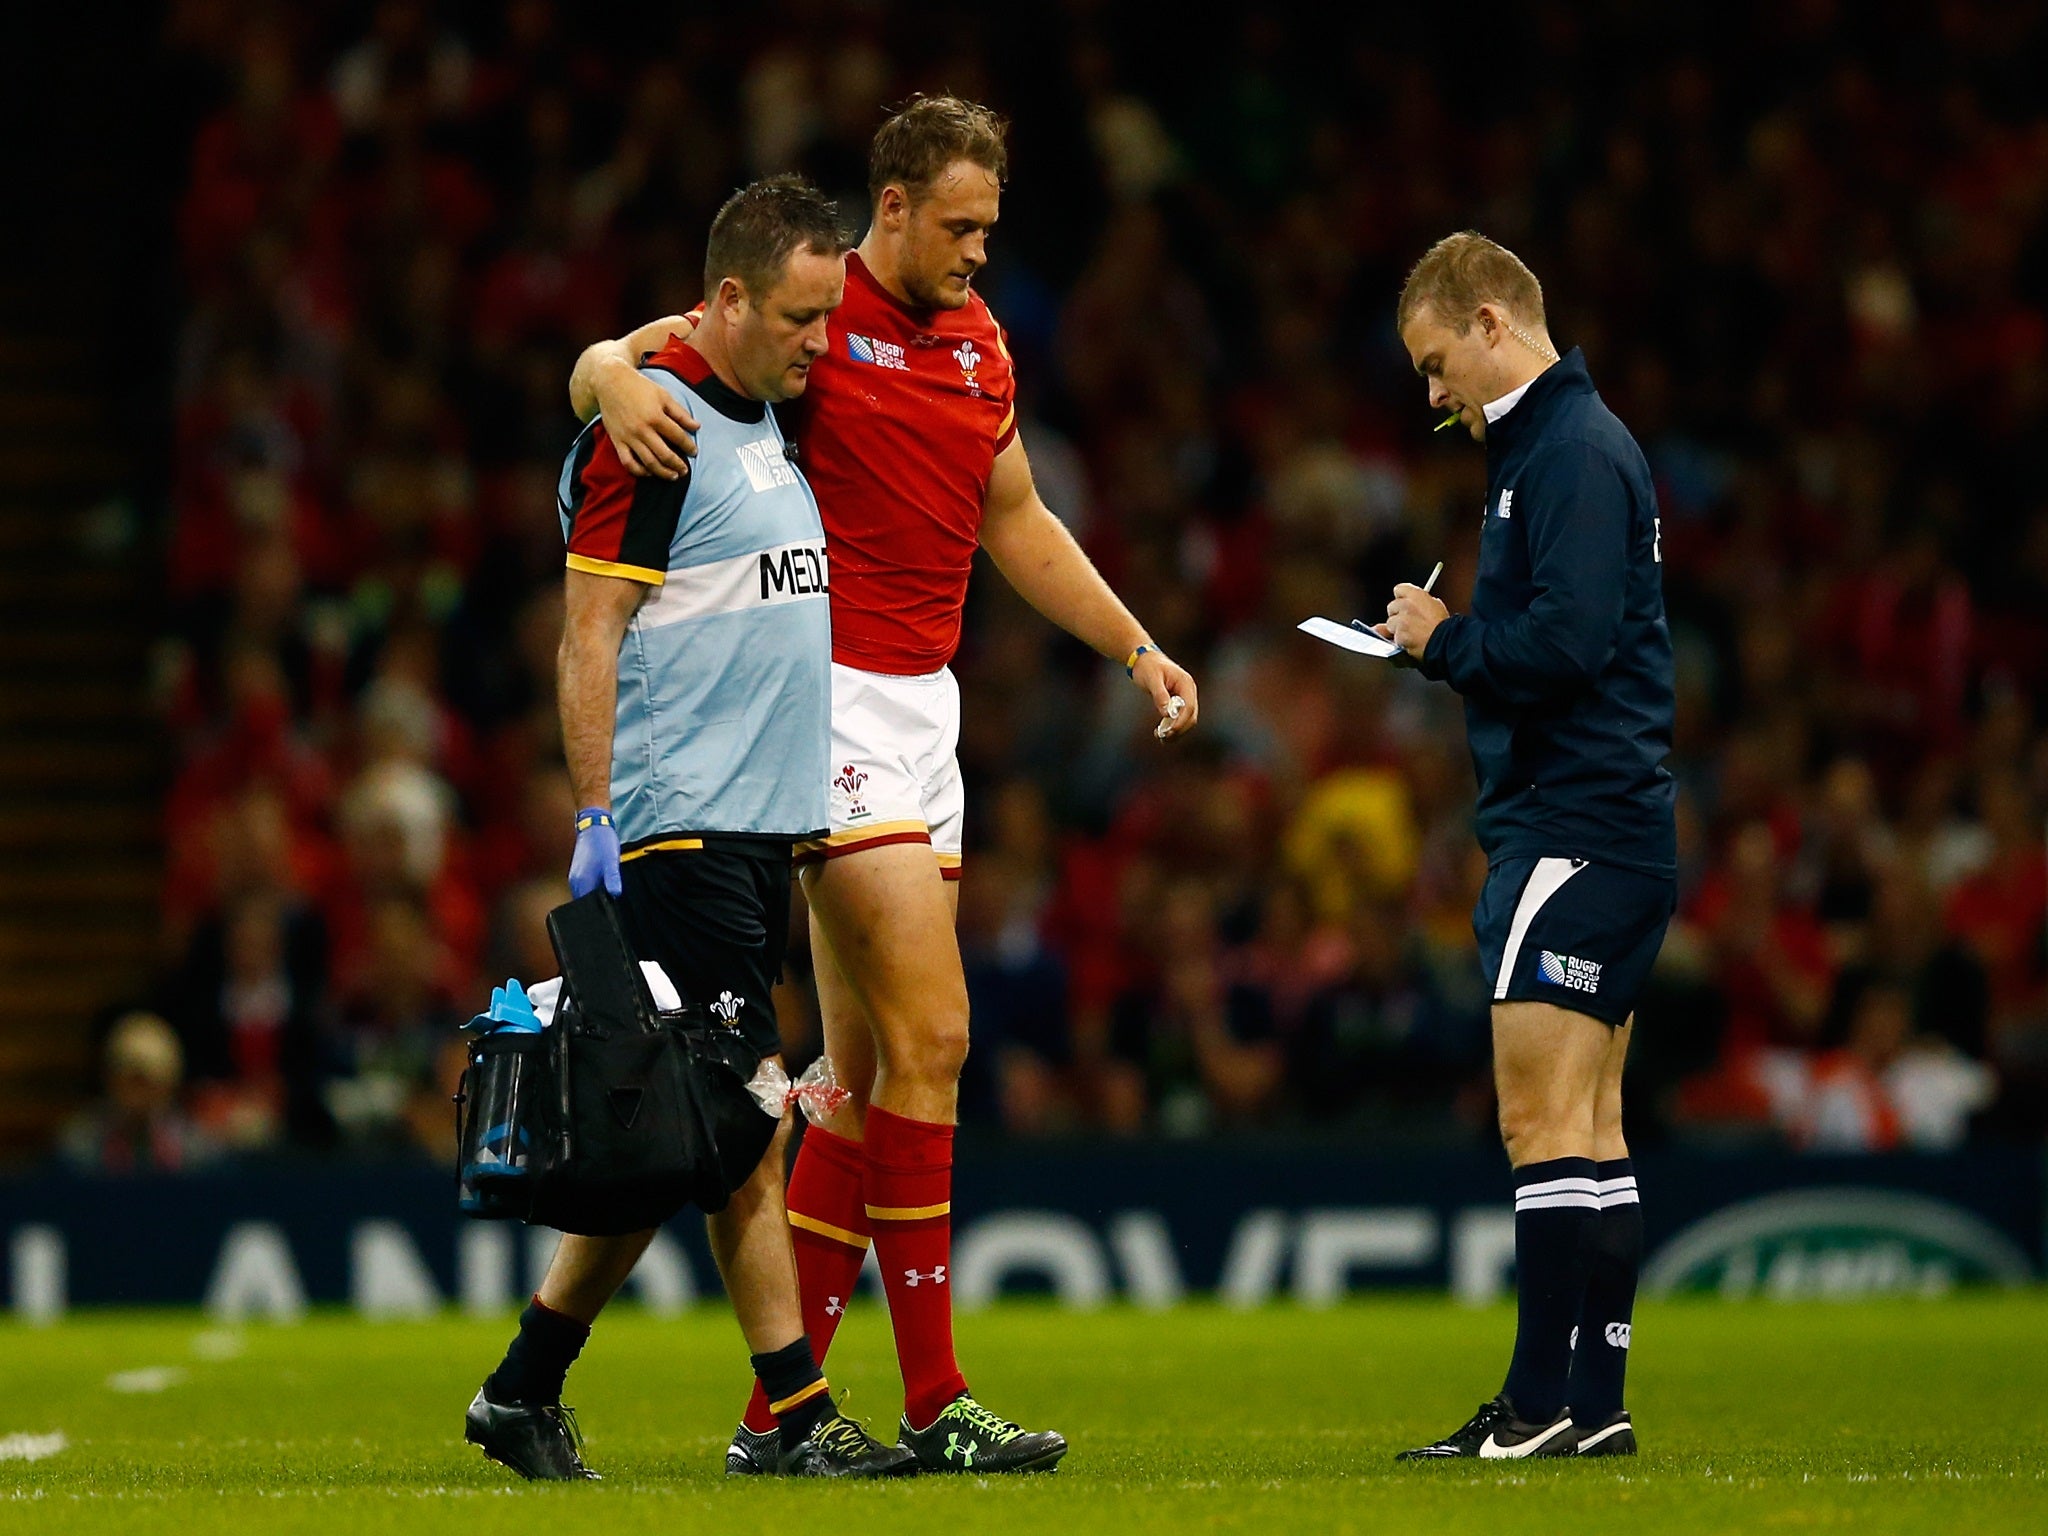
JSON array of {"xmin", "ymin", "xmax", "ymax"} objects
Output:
[{"xmin": 743, "ymin": 1054, "xmax": 853, "ymax": 1121}]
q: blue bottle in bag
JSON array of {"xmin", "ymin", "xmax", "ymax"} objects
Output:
[{"xmin": 457, "ymin": 979, "xmax": 549, "ymax": 1216}]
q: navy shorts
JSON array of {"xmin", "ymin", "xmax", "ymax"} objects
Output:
[
  {"xmin": 1473, "ymin": 856, "xmax": 1676, "ymax": 1027},
  {"xmin": 616, "ymin": 842, "xmax": 792, "ymax": 1058}
]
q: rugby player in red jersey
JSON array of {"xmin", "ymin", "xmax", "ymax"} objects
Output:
[{"xmin": 569, "ymin": 96, "xmax": 1198, "ymax": 1475}]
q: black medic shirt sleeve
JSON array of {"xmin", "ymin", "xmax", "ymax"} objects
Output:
[
  {"xmin": 1420, "ymin": 440, "xmax": 1630, "ymax": 707},
  {"xmin": 561, "ymin": 421, "xmax": 688, "ymax": 585}
]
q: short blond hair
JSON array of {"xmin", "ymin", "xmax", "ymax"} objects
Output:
[
  {"xmin": 869, "ymin": 95, "xmax": 1009, "ymax": 205},
  {"xmin": 1397, "ymin": 231, "xmax": 1547, "ymax": 335}
]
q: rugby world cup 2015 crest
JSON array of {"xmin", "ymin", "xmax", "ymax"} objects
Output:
[
  {"xmin": 954, "ymin": 340, "xmax": 981, "ymax": 395},
  {"xmin": 848, "ymin": 333, "xmax": 907, "ymax": 370}
]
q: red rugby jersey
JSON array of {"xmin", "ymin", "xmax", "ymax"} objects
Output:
[{"xmin": 783, "ymin": 251, "xmax": 1018, "ymax": 674}]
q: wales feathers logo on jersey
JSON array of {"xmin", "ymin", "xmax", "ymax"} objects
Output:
[
  {"xmin": 709, "ymin": 991, "xmax": 745, "ymax": 1028},
  {"xmin": 953, "ymin": 340, "xmax": 981, "ymax": 394},
  {"xmin": 848, "ymin": 333, "xmax": 908, "ymax": 370},
  {"xmin": 1538, "ymin": 950, "xmax": 1601, "ymax": 992}
]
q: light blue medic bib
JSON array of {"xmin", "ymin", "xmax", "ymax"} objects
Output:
[{"xmin": 557, "ymin": 351, "xmax": 830, "ymax": 844}]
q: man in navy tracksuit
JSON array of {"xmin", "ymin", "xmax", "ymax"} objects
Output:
[{"xmin": 1380, "ymin": 233, "xmax": 1675, "ymax": 1461}]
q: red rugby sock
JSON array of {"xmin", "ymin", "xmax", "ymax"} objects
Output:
[
  {"xmin": 864, "ymin": 1106, "xmax": 968, "ymax": 1427},
  {"xmin": 740, "ymin": 1125, "xmax": 871, "ymax": 1435}
]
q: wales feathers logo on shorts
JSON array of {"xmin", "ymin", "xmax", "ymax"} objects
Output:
[
  {"xmin": 833, "ymin": 764, "xmax": 871, "ymax": 821},
  {"xmin": 709, "ymin": 991, "xmax": 745, "ymax": 1028},
  {"xmin": 848, "ymin": 333, "xmax": 907, "ymax": 370},
  {"xmin": 1538, "ymin": 950, "xmax": 1602, "ymax": 993}
]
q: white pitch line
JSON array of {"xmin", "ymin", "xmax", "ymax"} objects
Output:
[
  {"xmin": 106, "ymin": 1367, "xmax": 187, "ymax": 1394},
  {"xmin": 190, "ymin": 1330, "xmax": 245, "ymax": 1361},
  {"xmin": 0, "ymin": 1432, "xmax": 67, "ymax": 1463}
]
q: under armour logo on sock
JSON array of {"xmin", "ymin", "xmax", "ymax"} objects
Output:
[
  {"xmin": 1605, "ymin": 1323, "xmax": 1632, "ymax": 1349},
  {"xmin": 903, "ymin": 1266, "xmax": 947, "ymax": 1287},
  {"xmin": 1570, "ymin": 1326, "xmax": 1579, "ymax": 1351},
  {"xmin": 825, "ymin": 1295, "xmax": 845, "ymax": 1317}
]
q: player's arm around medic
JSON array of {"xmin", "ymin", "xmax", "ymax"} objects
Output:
[
  {"xmin": 562, "ymin": 100, "xmax": 1195, "ymax": 1471},
  {"xmin": 468, "ymin": 179, "xmax": 917, "ymax": 1483}
]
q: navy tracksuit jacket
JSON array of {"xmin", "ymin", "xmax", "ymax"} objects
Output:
[{"xmin": 1418, "ymin": 348, "xmax": 1677, "ymax": 877}]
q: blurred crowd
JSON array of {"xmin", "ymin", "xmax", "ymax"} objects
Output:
[{"xmin": 82, "ymin": 0, "xmax": 2048, "ymax": 1169}]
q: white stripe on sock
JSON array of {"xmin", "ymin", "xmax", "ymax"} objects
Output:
[
  {"xmin": 1516, "ymin": 1175, "xmax": 1601, "ymax": 1199},
  {"xmin": 1515, "ymin": 1191, "xmax": 1602, "ymax": 1211}
]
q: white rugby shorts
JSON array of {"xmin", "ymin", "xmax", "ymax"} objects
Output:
[{"xmin": 794, "ymin": 663, "xmax": 964, "ymax": 880}]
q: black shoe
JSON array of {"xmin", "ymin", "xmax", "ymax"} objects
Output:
[
  {"xmin": 778, "ymin": 1405, "xmax": 920, "ymax": 1478},
  {"xmin": 1397, "ymin": 1393, "xmax": 1577, "ymax": 1460},
  {"xmin": 898, "ymin": 1394, "xmax": 1067, "ymax": 1474},
  {"xmin": 464, "ymin": 1388, "xmax": 600, "ymax": 1481},
  {"xmin": 1573, "ymin": 1410, "xmax": 1636, "ymax": 1456},
  {"xmin": 724, "ymin": 1422, "xmax": 778, "ymax": 1476}
]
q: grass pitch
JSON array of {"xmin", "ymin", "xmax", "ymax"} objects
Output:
[{"xmin": 3, "ymin": 1295, "xmax": 2044, "ymax": 1534}]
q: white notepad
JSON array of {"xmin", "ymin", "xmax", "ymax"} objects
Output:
[{"xmin": 1297, "ymin": 615, "xmax": 1404, "ymax": 659}]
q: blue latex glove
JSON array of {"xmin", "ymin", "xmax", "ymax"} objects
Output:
[{"xmin": 569, "ymin": 808, "xmax": 622, "ymax": 898}]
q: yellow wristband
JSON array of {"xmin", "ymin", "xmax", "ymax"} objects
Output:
[{"xmin": 1125, "ymin": 644, "xmax": 1158, "ymax": 676}]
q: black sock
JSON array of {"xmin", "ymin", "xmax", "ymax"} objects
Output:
[
  {"xmin": 1501, "ymin": 1156, "xmax": 1598, "ymax": 1424},
  {"xmin": 484, "ymin": 1296, "xmax": 591, "ymax": 1407},
  {"xmin": 1567, "ymin": 1157, "xmax": 1642, "ymax": 1424},
  {"xmin": 752, "ymin": 1336, "xmax": 831, "ymax": 1449}
]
